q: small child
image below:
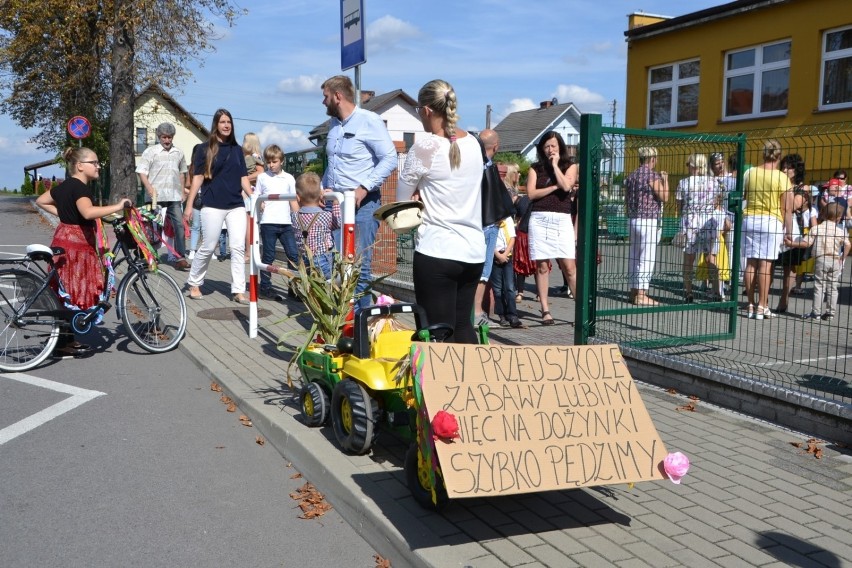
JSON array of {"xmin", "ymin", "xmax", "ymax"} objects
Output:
[
  {"xmin": 291, "ymin": 172, "xmax": 340, "ymax": 280},
  {"xmin": 697, "ymin": 191, "xmax": 733, "ymax": 300},
  {"xmin": 256, "ymin": 144, "xmax": 298, "ymax": 300},
  {"xmin": 785, "ymin": 202, "xmax": 850, "ymax": 321},
  {"xmin": 489, "ymin": 215, "xmax": 522, "ymax": 328}
]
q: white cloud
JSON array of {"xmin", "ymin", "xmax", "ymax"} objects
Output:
[
  {"xmin": 493, "ymin": 98, "xmax": 536, "ymax": 123},
  {"xmin": 257, "ymin": 124, "xmax": 312, "ymax": 152},
  {"xmin": 590, "ymin": 41, "xmax": 612, "ymax": 53},
  {"xmin": 554, "ymin": 85, "xmax": 609, "ymax": 114},
  {"xmin": 366, "ymin": 15, "xmax": 422, "ymax": 53},
  {"xmin": 276, "ymin": 74, "xmax": 326, "ymax": 94}
]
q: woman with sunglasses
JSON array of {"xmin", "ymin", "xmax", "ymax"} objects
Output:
[{"xmin": 35, "ymin": 146, "xmax": 132, "ymax": 354}]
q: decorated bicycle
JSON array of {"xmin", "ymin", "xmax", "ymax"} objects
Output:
[{"xmin": 0, "ymin": 206, "xmax": 187, "ymax": 372}]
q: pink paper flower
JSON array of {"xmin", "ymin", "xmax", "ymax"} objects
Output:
[
  {"xmin": 375, "ymin": 294, "xmax": 395, "ymax": 306},
  {"xmin": 664, "ymin": 452, "xmax": 690, "ymax": 484},
  {"xmin": 431, "ymin": 410, "xmax": 460, "ymax": 441}
]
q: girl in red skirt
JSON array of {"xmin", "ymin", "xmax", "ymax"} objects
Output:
[{"xmin": 36, "ymin": 147, "xmax": 131, "ymax": 355}]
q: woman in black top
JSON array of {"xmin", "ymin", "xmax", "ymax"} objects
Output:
[{"xmin": 183, "ymin": 109, "xmax": 253, "ymax": 303}]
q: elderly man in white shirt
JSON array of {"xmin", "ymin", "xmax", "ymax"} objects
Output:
[{"xmin": 136, "ymin": 122, "xmax": 189, "ymax": 270}]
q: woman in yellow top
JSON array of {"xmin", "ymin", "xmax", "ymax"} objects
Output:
[{"xmin": 742, "ymin": 140, "xmax": 793, "ymax": 319}]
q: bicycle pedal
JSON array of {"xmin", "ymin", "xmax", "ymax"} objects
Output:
[{"xmin": 99, "ymin": 301, "xmax": 112, "ymax": 314}]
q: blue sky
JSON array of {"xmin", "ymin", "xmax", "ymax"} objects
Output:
[{"xmin": 0, "ymin": 0, "xmax": 722, "ymax": 191}]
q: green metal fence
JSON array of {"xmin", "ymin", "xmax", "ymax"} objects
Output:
[{"xmin": 578, "ymin": 114, "xmax": 852, "ymax": 406}]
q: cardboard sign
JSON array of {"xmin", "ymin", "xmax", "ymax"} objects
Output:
[{"xmin": 414, "ymin": 343, "xmax": 667, "ymax": 498}]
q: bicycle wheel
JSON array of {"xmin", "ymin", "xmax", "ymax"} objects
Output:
[
  {"xmin": 0, "ymin": 269, "xmax": 61, "ymax": 372},
  {"xmin": 117, "ymin": 267, "xmax": 186, "ymax": 353}
]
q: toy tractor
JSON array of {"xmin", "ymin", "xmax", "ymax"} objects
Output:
[{"xmin": 297, "ymin": 302, "xmax": 454, "ymax": 455}]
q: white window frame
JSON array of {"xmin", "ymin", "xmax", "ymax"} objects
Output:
[
  {"xmin": 646, "ymin": 58, "xmax": 700, "ymax": 129},
  {"xmin": 722, "ymin": 39, "xmax": 790, "ymax": 121},
  {"xmin": 819, "ymin": 25, "xmax": 852, "ymax": 111}
]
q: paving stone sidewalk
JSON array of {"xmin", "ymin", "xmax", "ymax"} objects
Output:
[{"xmin": 174, "ymin": 256, "xmax": 852, "ymax": 568}]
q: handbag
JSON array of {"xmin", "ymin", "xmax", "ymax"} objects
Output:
[{"xmin": 473, "ymin": 132, "xmax": 513, "ymax": 226}]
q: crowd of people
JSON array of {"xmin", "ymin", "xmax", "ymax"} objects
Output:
[
  {"xmin": 41, "ymin": 77, "xmax": 850, "ymax": 351},
  {"xmin": 624, "ymin": 140, "xmax": 850, "ymax": 321}
]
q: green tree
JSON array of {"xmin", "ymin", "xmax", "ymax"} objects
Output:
[
  {"xmin": 493, "ymin": 151, "xmax": 531, "ymax": 181},
  {"xmin": 0, "ymin": 0, "xmax": 245, "ymax": 202},
  {"xmin": 20, "ymin": 173, "xmax": 33, "ymax": 196}
]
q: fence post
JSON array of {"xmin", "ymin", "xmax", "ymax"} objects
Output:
[{"xmin": 576, "ymin": 113, "xmax": 602, "ymax": 345}]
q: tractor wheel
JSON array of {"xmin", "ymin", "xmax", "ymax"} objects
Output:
[
  {"xmin": 404, "ymin": 443, "xmax": 449, "ymax": 511},
  {"xmin": 331, "ymin": 380, "xmax": 379, "ymax": 454},
  {"xmin": 300, "ymin": 382, "xmax": 329, "ymax": 427}
]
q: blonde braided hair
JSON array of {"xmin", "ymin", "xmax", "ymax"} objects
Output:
[{"xmin": 418, "ymin": 79, "xmax": 462, "ymax": 169}]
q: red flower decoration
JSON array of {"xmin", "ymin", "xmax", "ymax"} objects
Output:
[{"xmin": 431, "ymin": 410, "xmax": 460, "ymax": 441}]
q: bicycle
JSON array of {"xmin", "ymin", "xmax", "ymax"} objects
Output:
[{"xmin": 0, "ymin": 209, "xmax": 187, "ymax": 372}]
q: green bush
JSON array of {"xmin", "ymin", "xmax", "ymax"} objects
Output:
[{"xmin": 21, "ymin": 175, "xmax": 34, "ymax": 196}]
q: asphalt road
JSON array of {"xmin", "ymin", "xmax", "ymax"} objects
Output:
[{"xmin": 0, "ymin": 196, "xmax": 378, "ymax": 568}]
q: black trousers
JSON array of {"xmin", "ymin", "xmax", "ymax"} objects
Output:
[{"xmin": 413, "ymin": 251, "xmax": 483, "ymax": 344}]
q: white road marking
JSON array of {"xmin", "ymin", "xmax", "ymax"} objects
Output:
[
  {"xmin": 755, "ymin": 353, "xmax": 852, "ymax": 367},
  {"xmin": 0, "ymin": 373, "xmax": 106, "ymax": 446}
]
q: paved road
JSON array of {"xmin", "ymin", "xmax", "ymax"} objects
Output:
[
  {"xmin": 9, "ymin": 195, "xmax": 852, "ymax": 567},
  {"xmin": 0, "ymin": 197, "xmax": 378, "ymax": 568}
]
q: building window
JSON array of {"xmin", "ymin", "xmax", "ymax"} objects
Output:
[
  {"xmin": 135, "ymin": 128, "xmax": 148, "ymax": 155},
  {"xmin": 647, "ymin": 59, "xmax": 699, "ymax": 128},
  {"xmin": 723, "ymin": 40, "xmax": 790, "ymax": 119},
  {"xmin": 820, "ymin": 25, "xmax": 852, "ymax": 110}
]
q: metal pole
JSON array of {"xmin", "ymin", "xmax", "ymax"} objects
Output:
[{"xmin": 354, "ymin": 65, "xmax": 361, "ymax": 108}]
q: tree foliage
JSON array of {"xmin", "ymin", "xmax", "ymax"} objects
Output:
[{"xmin": 0, "ymin": 0, "xmax": 245, "ymax": 201}]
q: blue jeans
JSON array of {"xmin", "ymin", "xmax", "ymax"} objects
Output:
[
  {"xmin": 489, "ymin": 258, "xmax": 518, "ymax": 318},
  {"xmin": 354, "ymin": 194, "xmax": 380, "ymax": 311},
  {"xmin": 480, "ymin": 224, "xmax": 498, "ymax": 281},
  {"xmin": 218, "ymin": 230, "xmax": 228, "ymax": 257},
  {"xmin": 302, "ymin": 251, "xmax": 334, "ymax": 280},
  {"xmin": 158, "ymin": 201, "xmax": 186, "ymax": 261},
  {"xmin": 189, "ymin": 207, "xmax": 202, "ymax": 251},
  {"xmin": 260, "ymin": 223, "xmax": 299, "ymax": 292}
]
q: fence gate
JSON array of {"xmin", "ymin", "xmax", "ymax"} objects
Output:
[{"xmin": 575, "ymin": 114, "xmax": 746, "ymax": 348}]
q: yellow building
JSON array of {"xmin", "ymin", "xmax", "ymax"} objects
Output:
[{"xmin": 625, "ymin": 0, "xmax": 852, "ymax": 135}]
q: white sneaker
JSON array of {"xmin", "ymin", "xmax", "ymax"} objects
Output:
[{"xmin": 188, "ymin": 250, "xmax": 195, "ymax": 260}]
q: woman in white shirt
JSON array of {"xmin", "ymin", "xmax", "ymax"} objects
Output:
[{"xmin": 397, "ymin": 79, "xmax": 484, "ymax": 343}]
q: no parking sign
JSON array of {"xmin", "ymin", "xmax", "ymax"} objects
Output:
[{"xmin": 67, "ymin": 116, "xmax": 91, "ymax": 140}]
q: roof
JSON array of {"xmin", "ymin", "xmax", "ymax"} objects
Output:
[
  {"xmin": 493, "ymin": 102, "xmax": 581, "ymax": 154},
  {"xmin": 625, "ymin": 0, "xmax": 786, "ymax": 41},
  {"xmin": 135, "ymin": 83, "xmax": 210, "ymax": 137},
  {"xmin": 308, "ymin": 88, "xmax": 418, "ymax": 141}
]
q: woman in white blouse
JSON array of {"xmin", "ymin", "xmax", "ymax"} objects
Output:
[{"xmin": 396, "ymin": 79, "xmax": 484, "ymax": 343}]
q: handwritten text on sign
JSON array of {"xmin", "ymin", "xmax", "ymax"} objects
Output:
[{"xmin": 416, "ymin": 343, "xmax": 667, "ymax": 498}]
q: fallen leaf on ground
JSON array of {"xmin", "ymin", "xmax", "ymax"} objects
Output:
[
  {"xmin": 214, "ymin": 446, "xmax": 225, "ymax": 449},
  {"xmin": 290, "ymin": 472, "xmax": 303, "ymax": 479},
  {"xmin": 239, "ymin": 415, "xmax": 253, "ymax": 427},
  {"xmin": 374, "ymin": 554, "xmax": 392, "ymax": 567},
  {"xmin": 226, "ymin": 402, "xmax": 237, "ymax": 412},
  {"xmin": 676, "ymin": 400, "xmax": 697, "ymax": 412},
  {"xmin": 666, "ymin": 388, "xmax": 678, "ymax": 395},
  {"xmin": 256, "ymin": 436, "xmax": 265, "ymax": 446},
  {"xmin": 290, "ymin": 482, "xmax": 333, "ymax": 519},
  {"xmin": 688, "ymin": 395, "xmax": 700, "ymax": 401},
  {"xmin": 211, "ymin": 383, "xmax": 222, "ymax": 392},
  {"xmin": 220, "ymin": 395, "xmax": 233, "ymax": 405}
]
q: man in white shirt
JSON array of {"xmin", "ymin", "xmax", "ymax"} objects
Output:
[{"xmin": 136, "ymin": 122, "xmax": 189, "ymax": 270}]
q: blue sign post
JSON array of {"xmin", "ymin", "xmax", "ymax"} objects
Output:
[{"xmin": 340, "ymin": 0, "xmax": 365, "ymax": 71}]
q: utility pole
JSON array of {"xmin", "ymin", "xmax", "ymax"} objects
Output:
[
  {"xmin": 485, "ymin": 104, "xmax": 492, "ymax": 129},
  {"xmin": 610, "ymin": 99, "xmax": 617, "ymax": 126}
]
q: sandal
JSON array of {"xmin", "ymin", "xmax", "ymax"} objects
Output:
[
  {"xmin": 541, "ymin": 311, "xmax": 555, "ymax": 326},
  {"xmin": 187, "ymin": 286, "xmax": 203, "ymax": 300}
]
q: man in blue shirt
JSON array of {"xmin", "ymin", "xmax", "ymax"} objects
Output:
[{"xmin": 321, "ymin": 75, "xmax": 397, "ymax": 311}]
